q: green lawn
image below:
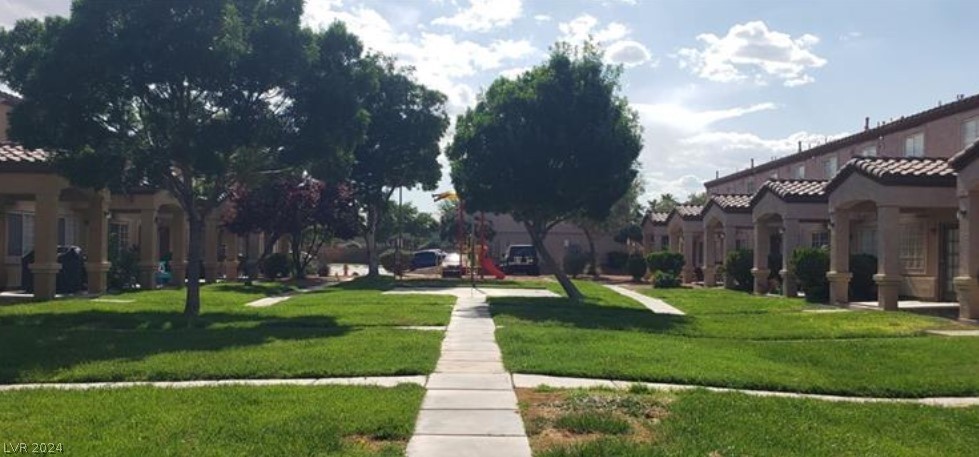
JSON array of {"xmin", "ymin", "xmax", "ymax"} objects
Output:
[
  {"xmin": 493, "ymin": 282, "xmax": 979, "ymax": 397},
  {"xmin": 341, "ymin": 275, "xmax": 553, "ymax": 291},
  {"xmin": 0, "ymin": 384, "xmax": 424, "ymax": 456},
  {"xmin": 520, "ymin": 388, "xmax": 979, "ymax": 457},
  {"xmin": 0, "ymin": 281, "xmax": 453, "ymax": 383}
]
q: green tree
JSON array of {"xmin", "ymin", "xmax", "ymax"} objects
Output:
[
  {"xmin": 437, "ymin": 200, "xmax": 496, "ymax": 248},
  {"xmin": 648, "ymin": 193, "xmax": 680, "ymax": 213},
  {"xmin": 572, "ymin": 177, "xmax": 644, "ymax": 277},
  {"xmin": 447, "ymin": 43, "xmax": 642, "ymax": 300},
  {"xmin": 685, "ymin": 191, "xmax": 708, "ymax": 206},
  {"xmin": 0, "ymin": 1, "xmax": 363, "ymax": 318},
  {"xmin": 346, "ymin": 58, "xmax": 448, "ymax": 277}
]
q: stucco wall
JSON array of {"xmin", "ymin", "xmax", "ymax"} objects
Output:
[
  {"xmin": 484, "ymin": 213, "xmax": 626, "ymax": 274},
  {"xmin": 0, "ymin": 103, "xmax": 10, "ymax": 142}
]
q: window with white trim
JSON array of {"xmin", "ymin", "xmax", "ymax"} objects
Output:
[
  {"xmin": 899, "ymin": 222, "xmax": 925, "ymax": 272},
  {"xmin": 57, "ymin": 216, "xmax": 79, "ymax": 246},
  {"xmin": 811, "ymin": 231, "xmax": 830, "ymax": 248},
  {"xmin": 861, "ymin": 145, "xmax": 877, "ymax": 157},
  {"xmin": 770, "ymin": 171, "xmax": 779, "ymax": 179},
  {"xmin": 795, "ymin": 164, "xmax": 806, "ymax": 179},
  {"xmin": 965, "ymin": 118, "xmax": 979, "ymax": 148},
  {"xmin": 110, "ymin": 222, "xmax": 130, "ymax": 256},
  {"xmin": 745, "ymin": 179, "xmax": 754, "ymax": 193},
  {"xmin": 5, "ymin": 212, "xmax": 35, "ymax": 258},
  {"xmin": 905, "ymin": 133, "xmax": 925, "ymax": 157}
]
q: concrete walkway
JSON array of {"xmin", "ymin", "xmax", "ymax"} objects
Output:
[
  {"xmin": 390, "ymin": 287, "xmax": 558, "ymax": 457},
  {"xmin": 244, "ymin": 282, "xmax": 337, "ymax": 308},
  {"xmin": 604, "ymin": 284, "xmax": 686, "ymax": 315},
  {"xmin": 511, "ymin": 374, "xmax": 979, "ymax": 408}
]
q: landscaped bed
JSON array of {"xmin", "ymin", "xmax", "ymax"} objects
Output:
[
  {"xmin": 492, "ymin": 282, "xmax": 979, "ymax": 397},
  {"xmin": 0, "ymin": 384, "xmax": 424, "ymax": 456},
  {"xmin": 0, "ymin": 281, "xmax": 453, "ymax": 383},
  {"xmin": 518, "ymin": 387, "xmax": 979, "ymax": 457}
]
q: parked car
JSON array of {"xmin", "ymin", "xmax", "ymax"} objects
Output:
[
  {"xmin": 440, "ymin": 252, "xmax": 466, "ymax": 278},
  {"xmin": 410, "ymin": 249, "xmax": 445, "ymax": 271},
  {"xmin": 501, "ymin": 244, "xmax": 540, "ymax": 276}
]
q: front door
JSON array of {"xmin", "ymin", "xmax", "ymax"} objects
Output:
[{"xmin": 938, "ymin": 224, "xmax": 959, "ymax": 302}]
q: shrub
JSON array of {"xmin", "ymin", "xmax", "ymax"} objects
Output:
[
  {"xmin": 606, "ymin": 251, "xmax": 629, "ymax": 271},
  {"xmin": 849, "ymin": 253, "xmax": 878, "ymax": 301},
  {"xmin": 724, "ymin": 249, "xmax": 754, "ymax": 292},
  {"xmin": 260, "ymin": 253, "xmax": 291, "ymax": 279},
  {"xmin": 626, "ymin": 252, "xmax": 647, "ymax": 281},
  {"xmin": 563, "ymin": 250, "xmax": 589, "ymax": 278},
  {"xmin": 791, "ymin": 247, "xmax": 830, "ymax": 303},
  {"xmin": 653, "ymin": 271, "xmax": 681, "ymax": 288},
  {"xmin": 108, "ymin": 244, "xmax": 140, "ymax": 291},
  {"xmin": 645, "ymin": 251, "xmax": 684, "ymax": 276}
]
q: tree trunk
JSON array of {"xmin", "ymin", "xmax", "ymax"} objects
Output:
[
  {"xmin": 290, "ymin": 231, "xmax": 305, "ymax": 280},
  {"xmin": 524, "ymin": 222, "xmax": 583, "ymax": 301},
  {"xmin": 582, "ymin": 227, "xmax": 599, "ymax": 279},
  {"xmin": 365, "ymin": 204, "xmax": 380, "ymax": 277},
  {"xmin": 184, "ymin": 214, "xmax": 204, "ymax": 321}
]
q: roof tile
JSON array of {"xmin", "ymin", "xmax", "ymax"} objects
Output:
[{"xmin": 825, "ymin": 157, "xmax": 956, "ymax": 193}]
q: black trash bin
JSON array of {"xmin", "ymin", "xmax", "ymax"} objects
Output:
[{"xmin": 20, "ymin": 245, "xmax": 89, "ymax": 294}]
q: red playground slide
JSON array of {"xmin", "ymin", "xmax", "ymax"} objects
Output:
[{"xmin": 480, "ymin": 256, "xmax": 506, "ymax": 280}]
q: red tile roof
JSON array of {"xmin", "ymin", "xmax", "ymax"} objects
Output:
[
  {"xmin": 664, "ymin": 204, "xmax": 704, "ymax": 225},
  {"xmin": 949, "ymin": 140, "xmax": 979, "ymax": 170},
  {"xmin": 704, "ymin": 194, "xmax": 752, "ymax": 213},
  {"xmin": 706, "ymin": 92, "xmax": 979, "ymax": 188},
  {"xmin": 0, "ymin": 141, "xmax": 53, "ymax": 171},
  {"xmin": 825, "ymin": 157, "xmax": 956, "ymax": 193},
  {"xmin": 642, "ymin": 211, "xmax": 669, "ymax": 226},
  {"xmin": 750, "ymin": 179, "xmax": 828, "ymax": 206}
]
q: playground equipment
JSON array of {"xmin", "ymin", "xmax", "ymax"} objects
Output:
[{"xmin": 432, "ymin": 191, "xmax": 506, "ymax": 281}]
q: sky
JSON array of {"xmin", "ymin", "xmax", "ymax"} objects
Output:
[{"xmin": 3, "ymin": 0, "xmax": 979, "ymax": 214}]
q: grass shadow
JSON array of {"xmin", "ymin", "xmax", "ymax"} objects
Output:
[{"xmin": 490, "ymin": 295, "xmax": 690, "ymax": 333}]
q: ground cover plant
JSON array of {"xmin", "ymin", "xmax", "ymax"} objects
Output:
[
  {"xmin": 0, "ymin": 384, "xmax": 424, "ymax": 456},
  {"xmin": 0, "ymin": 281, "xmax": 452, "ymax": 383},
  {"xmin": 492, "ymin": 281, "xmax": 979, "ymax": 397},
  {"xmin": 518, "ymin": 387, "xmax": 979, "ymax": 457}
]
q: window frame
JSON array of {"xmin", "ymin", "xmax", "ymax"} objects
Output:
[
  {"xmin": 904, "ymin": 132, "xmax": 925, "ymax": 157},
  {"xmin": 964, "ymin": 117, "xmax": 979, "ymax": 148},
  {"xmin": 899, "ymin": 221, "xmax": 926, "ymax": 273}
]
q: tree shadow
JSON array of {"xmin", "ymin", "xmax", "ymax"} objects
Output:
[
  {"xmin": 0, "ymin": 310, "xmax": 351, "ymax": 383},
  {"xmin": 489, "ymin": 296, "xmax": 691, "ymax": 333},
  {"xmin": 209, "ymin": 283, "xmax": 297, "ymax": 296}
]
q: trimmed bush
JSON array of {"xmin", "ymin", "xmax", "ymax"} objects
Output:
[
  {"xmin": 653, "ymin": 271, "xmax": 681, "ymax": 288},
  {"xmin": 645, "ymin": 251, "xmax": 684, "ymax": 275},
  {"xmin": 563, "ymin": 250, "xmax": 589, "ymax": 278},
  {"xmin": 791, "ymin": 247, "xmax": 830, "ymax": 303},
  {"xmin": 260, "ymin": 253, "xmax": 291, "ymax": 279},
  {"xmin": 849, "ymin": 253, "xmax": 878, "ymax": 301},
  {"xmin": 724, "ymin": 249, "xmax": 754, "ymax": 292},
  {"xmin": 606, "ymin": 251, "xmax": 629, "ymax": 271},
  {"xmin": 108, "ymin": 244, "xmax": 140, "ymax": 291},
  {"xmin": 627, "ymin": 252, "xmax": 648, "ymax": 281}
]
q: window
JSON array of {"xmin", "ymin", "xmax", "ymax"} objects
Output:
[
  {"xmin": 899, "ymin": 222, "xmax": 925, "ymax": 272},
  {"xmin": 965, "ymin": 118, "xmax": 979, "ymax": 147},
  {"xmin": 745, "ymin": 179, "xmax": 754, "ymax": 193},
  {"xmin": 5, "ymin": 212, "xmax": 35, "ymax": 258},
  {"xmin": 57, "ymin": 216, "xmax": 79, "ymax": 246},
  {"xmin": 854, "ymin": 227, "xmax": 876, "ymax": 255},
  {"xmin": 905, "ymin": 133, "xmax": 925, "ymax": 157},
  {"xmin": 795, "ymin": 164, "xmax": 806, "ymax": 179},
  {"xmin": 824, "ymin": 156, "xmax": 838, "ymax": 178},
  {"xmin": 861, "ymin": 145, "xmax": 877, "ymax": 157},
  {"xmin": 660, "ymin": 235, "xmax": 669, "ymax": 251},
  {"xmin": 811, "ymin": 231, "xmax": 830, "ymax": 248},
  {"xmin": 109, "ymin": 222, "xmax": 130, "ymax": 256},
  {"xmin": 770, "ymin": 171, "xmax": 779, "ymax": 180}
]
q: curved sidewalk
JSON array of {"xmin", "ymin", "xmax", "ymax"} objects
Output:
[{"xmin": 603, "ymin": 284, "xmax": 685, "ymax": 315}]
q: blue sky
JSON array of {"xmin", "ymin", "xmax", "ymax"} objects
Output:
[{"xmin": 3, "ymin": 0, "xmax": 978, "ymax": 214}]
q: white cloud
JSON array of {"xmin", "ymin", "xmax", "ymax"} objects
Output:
[
  {"xmin": 677, "ymin": 21, "xmax": 827, "ymax": 87},
  {"xmin": 557, "ymin": 14, "xmax": 654, "ymax": 68},
  {"xmin": 558, "ymin": 14, "xmax": 629, "ymax": 44},
  {"xmin": 499, "ymin": 66, "xmax": 532, "ymax": 79},
  {"xmin": 432, "ymin": 0, "xmax": 523, "ymax": 33},
  {"xmin": 533, "ymin": 14, "xmax": 552, "ymax": 23},
  {"xmin": 634, "ymin": 102, "xmax": 776, "ymax": 133},
  {"xmin": 302, "ymin": 2, "xmax": 535, "ymax": 115},
  {"xmin": 606, "ymin": 40, "xmax": 655, "ymax": 68},
  {"xmin": 840, "ymin": 31, "xmax": 862, "ymax": 42}
]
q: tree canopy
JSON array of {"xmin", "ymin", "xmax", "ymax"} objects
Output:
[
  {"xmin": 0, "ymin": 0, "xmax": 368, "ymax": 317},
  {"xmin": 446, "ymin": 43, "xmax": 643, "ymax": 299}
]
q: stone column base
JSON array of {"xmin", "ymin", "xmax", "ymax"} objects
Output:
[
  {"xmin": 138, "ymin": 262, "xmax": 158, "ymax": 290},
  {"xmin": 29, "ymin": 263, "xmax": 62, "ymax": 301},
  {"xmin": 204, "ymin": 262, "xmax": 221, "ymax": 283},
  {"xmin": 704, "ymin": 265, "xmax": 717, "ymax": 287},
  {"xmin": 827, "ymin": 271, "xmax": 852, "ymax": 305},
  {"xmin": 170, "ymin": 261, "xmax": 188, "ymax": 288},
  {"xmin": 780, "ymin": 269, "xmax": 798, "ymax": 297},
  {"xmin": 751, "ymin": 268, "xmax": 770, "ymax": 295},
  {"xmin": 954, "ymin": 276, "xmax": 979, "ymax": 320},
  {"xmin": 681, "ymin": 266, "xmax": 695, "ymax": 284},
  {"xmin": 873, "ymin": 274, "xmax": 902, "ymax": 311},
  {"xmin": 84, "ymin": 261, "xmax": 111, "ymax": 294}
]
